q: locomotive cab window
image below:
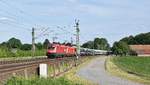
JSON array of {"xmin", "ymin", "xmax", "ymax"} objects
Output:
[{"xmin": 48, "ymin": 47, "xmax": 55, "ymax": 50}]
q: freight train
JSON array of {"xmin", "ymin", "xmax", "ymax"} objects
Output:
[{"xmin": 46, "ymin": 43, "xmax": 110, "ymax": 58}]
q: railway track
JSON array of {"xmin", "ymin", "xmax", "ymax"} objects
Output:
[
  {"xmin": 0, "ymin": 57, "xmax": 55, "ymax": 75},
  {"xmin": 0, "ymin": 57, "xmax": 76, "ymax": 75}
]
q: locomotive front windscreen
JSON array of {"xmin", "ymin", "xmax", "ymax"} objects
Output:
[{"xmin": 48, "ymin": 46, "xmax": 55, "ymax": 50}]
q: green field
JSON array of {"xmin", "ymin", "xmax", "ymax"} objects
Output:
[{"xmin": 112, "ymin": 56, "xmax": 150, "ymax": 80}]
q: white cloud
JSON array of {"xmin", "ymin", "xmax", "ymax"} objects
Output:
[
  {"xmin": 0, "ymin": 17, "xmax": 14, "ymax": 21},
  {"xmin": 0, "ymin": 17, "xmax": 9, "ymax": 20}
]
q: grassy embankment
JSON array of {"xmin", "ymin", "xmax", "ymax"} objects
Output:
[
  {"xmin": 0, "ymin": 48, "xmax": 46, "ymax": 59},
  {"xmin": 106, "ymin": 56, "xmax": 150, "ymax": 84},
  {"xmin": 6, "ymin": 56, "xmax": 97, "ymax": 85}
]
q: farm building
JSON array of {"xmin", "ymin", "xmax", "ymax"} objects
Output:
[{"xmin": 129, "ymin": 45, "xmax": 150, "ymax": 56}]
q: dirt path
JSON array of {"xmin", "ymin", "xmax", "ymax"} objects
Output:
[{"xmin": 77, "ymin": 57, "xmax": 144, "ymax": 85}]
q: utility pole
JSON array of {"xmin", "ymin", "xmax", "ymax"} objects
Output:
[
  {"xmin": 71, "ymin": 37, "xmax": 73, "ymax": 45},
  {"xmin": 32, "ymin": 27, "xmax": 35, "ymax": 57},
  {"xmin": 75, "ymin": 19, "xmax": 80, "ymax": 58}
]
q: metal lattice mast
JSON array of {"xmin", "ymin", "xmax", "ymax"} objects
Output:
[
  {"xmin": 32, "ymin": 27, "xmax": 35, "ymax": 57},
  {"xmin": 75, "ymin": 20, "xmax": 80, "ymax": 57}
]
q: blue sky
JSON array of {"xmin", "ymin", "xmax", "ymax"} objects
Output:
[{"xmin": 0, "ymin": 0, "xmax": 150, "ymax": 46}]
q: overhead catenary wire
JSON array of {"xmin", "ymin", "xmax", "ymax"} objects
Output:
[
  {"xmin": 0, "ymin": 9, "xmax": 32, "ymax": 31},
  {"xmin": 0, "ymin": 2, "xmax": 34, "ymax": 28},
  {"xmin": 57, "ymin": 26, "xmax": 75, "ymax": 35},
  {"xmin": 0, "ymin": 0, "xmax": 64, "ymax": 45},
  {"xmin": 0, "ymin": 21, "xmax": 31, "ymax": 31},
  {"xmin": 0, "ymin": 0, "xmax": 81, "ymax": 42},
  {"xmin": 0, "ymin": 3, "xmax": 33, "ymax": 32},
  {"xmin": 35, "ymin": 27, "xmax": 53, "ymax": 39},
  {"xmin": 0, "ymin": 12, "xmax": 32, "ymax": 28},
  {"xmin": 0, "ymin": 0, "xmax": 44, "ymax": 24},
  {"xmin": 0, "ymin": 0, "xmax": 76, "ymax": 42},
  {"xmin": 0, "ymin": 0, "xmax": 55, "ymax": 41},
  {"xmin": 0, "ymin": 17, "xmax": 31, "ymax": 31},
  {"xmin": 53, "ymin": 26, "xmax": 75, "ymax": 43},
  {"xmin": 0, "ymin": 0, "xmax": 47, "ymax": 40}
]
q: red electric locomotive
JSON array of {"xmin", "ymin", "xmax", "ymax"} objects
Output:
[{"xmin": 46, "ymin": 43, "xmax": 76, "ymax": 58}]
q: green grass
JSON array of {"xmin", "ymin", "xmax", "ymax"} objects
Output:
[
  {"xmin": 113, "ymin": 56, "xmax": 150, "ymax": 80},
  {"xmin": 6, "ymin": 77, "xmax": 82, "ymax": 85},
  {"xmin": 0, "ymin": 48, "xmax": 46, "ymax": 58}
]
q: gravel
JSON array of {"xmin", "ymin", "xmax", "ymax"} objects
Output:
[{"xmin": 77, "ymin": 57, "xmax": 145, "ymax": 85}]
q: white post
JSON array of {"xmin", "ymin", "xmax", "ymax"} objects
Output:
[{"xmin": 39, "ymin": 64, "xmax": 48, "ymax": 78}]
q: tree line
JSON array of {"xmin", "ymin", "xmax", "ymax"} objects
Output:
[
  {"xmin": 81, "ymin": 37, "xmax": 110, "ymax": 50},
  {"xmin": 0, "ymin": 38, "xmax": 51, "ymax": 58},
  {"xmin": 81, "ymin": 32, "xmax": 150, "ymax": 56},
  {"xmin": 0, "ymin": 37, "xmax": 50, "ymax": 51},
  {"xmin": 112, "ymin": 32, "xmax": 150, "ymax": 56},
  {"xmin": 120, "ymin": 32, "xmax": 150, "ymax": 45}
]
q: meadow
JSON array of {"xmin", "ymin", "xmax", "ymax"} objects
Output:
[{"xmin": 112, "ymin": 56, "xmax": 150, "ymax": 80}]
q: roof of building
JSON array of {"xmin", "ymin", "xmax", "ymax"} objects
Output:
[
  {"xmin": 129, "ymin": 45, "xmax": 150, "ymax": 55},
  {"xmin": 130, "ymin": 45, "xmax": 150, "ymax": 50}
]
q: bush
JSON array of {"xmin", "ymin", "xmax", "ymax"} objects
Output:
[{"xmin": 21, "ymin": 44, "xmax": 32, "ymax": 51}]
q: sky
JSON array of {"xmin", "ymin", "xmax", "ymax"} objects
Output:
[{"xmin": 0, "ymin": 0, "xmax": 150, "ymax": 46}]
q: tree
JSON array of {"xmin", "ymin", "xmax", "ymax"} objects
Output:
[
  {"xmin": 7, "ymin": 38, "xmax": 22, "ymax": 49},
  {"xmin": 94, "ymin": 38, "xmax": 101, "ymax": 49},
  {"xmin": 0, "ymin": 42, "xmax": 8, "ymax": 48},
  {"xmin": 43, "ymin": 39, "xmax": 50, "ymax": 49},
  {"xmin": 82, "ymin": 37, "xmax": 110, "ymax": 50},
  {"xmin": 120, "ymin": 36, "xmax": 137, "ymax": 44},
  {"xmin": 134, "ymin": 33, "xmax": 150, "ymax": 44},
  {"xmin": 36, "ymin": 43, "xmax": 43, "ymax": 50},
  {"xmin": 21, "ymin": 44, "xmax": 32, "ymax": 50},
  {"xmin": 82, "ymin": 41, "xmax": 94, "ymax": 49},
  {"xmin": 111, "ymin": 42, "xmax": 119, "ymax": 55},
  {"xmin": 127, "ymin": 36, "xmax": 137, "ymax": 44},
  {"xmin": 120, "ymin": 32, "xmax": 150, "ymax": 45},
  {"xmin": 112, "ymin": 41, "xmax": 130, "ymax": 56},
  {"xmin": 94, "ymin": 38, "xmax": 110, "ymax": 50}
]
